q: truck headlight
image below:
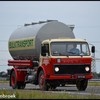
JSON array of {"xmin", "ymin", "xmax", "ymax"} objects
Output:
[
  {"xmin": 55, "ymin": 67, "xmax": 59, "ymax": 72},
  {"xmin": 85, "ymin": 66, "xmax": 89, "ymax": 71}
]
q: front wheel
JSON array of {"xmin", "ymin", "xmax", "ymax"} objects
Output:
[
  {"xmin": 76, "ymin": 79, "xmax": 88, "ymax": 91},
  {"xmin": 38, "ymin": 70, "xmax": 49, "ymax": 91}
]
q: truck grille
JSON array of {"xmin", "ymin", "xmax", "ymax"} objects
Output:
[{"xmin": 54, "ymin": 64, "xmax": 90, "ymax": 75}]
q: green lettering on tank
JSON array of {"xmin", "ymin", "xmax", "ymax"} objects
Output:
[{"xmin": 9, "ymin": 37, "xmax": 35, "ymax": 51}]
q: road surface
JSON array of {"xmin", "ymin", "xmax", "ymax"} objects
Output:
[{"xmin": 0, "ymin": 82, "xmax": 100, "ymax": 96}]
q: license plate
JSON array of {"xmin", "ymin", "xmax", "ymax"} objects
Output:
[{"xmin": 78, "ymin": 75, "xmax": 85, "ymax": 78}]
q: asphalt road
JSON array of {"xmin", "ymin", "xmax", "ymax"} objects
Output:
[{"xmin": 0, "ymin": 83, "xmax": 100, "ymax": 96}]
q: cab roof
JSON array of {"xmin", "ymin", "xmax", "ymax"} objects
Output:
[{"xmin": 42, "ymin": 38, "xmax": 87, "ymax": 44}]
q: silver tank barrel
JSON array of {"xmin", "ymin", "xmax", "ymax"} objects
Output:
[{"xmin": 8, "ymin": 20, "xmax": 75, "ymax": 60}]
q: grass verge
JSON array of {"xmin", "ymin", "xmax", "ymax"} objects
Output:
[
  {"xmin": 88, "ymin": 81, "xmax": 100, "ymax": 86},
  {"xmin": 0, "ymin": 80, "xmax": 9, "ymax": 83},
  {"xmin": 0, "ymin": 89, "xmax": 100, "ymax": 99}
]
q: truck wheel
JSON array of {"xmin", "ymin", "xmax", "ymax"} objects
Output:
[
  {"xmin": 11, "ymin": 71, "xmax": 17, "ymax": 89},
  {"xmin": 76, "ymin": 79, "xmax": 88, "ymax": 91},
  {"xmin": 11, "ymin": 71, "xmax": 26, "ymax": 89},
  {"xmin": 38, "ymin": 70, "xmax": 49, "ymax": 91}
]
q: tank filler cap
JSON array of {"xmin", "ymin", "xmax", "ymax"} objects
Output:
[
  {"xmin": 46, "ymin": 20, "xmax": 58, "ymax": 22},
  {"xmin": 24, "ymin": 23, "xmax": 31, "ymax": 26},
  {"xmin": 31, "ymin": 22, "xmax": 38, "ymax": 25},
  {"xmin": 39, "ymin": 21, "xmax": 47, "ymax": 24}
]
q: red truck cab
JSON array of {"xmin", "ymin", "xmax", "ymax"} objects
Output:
[{"xmin": 37, "ymin": 38, "xmax": 94, "ymax": 91}]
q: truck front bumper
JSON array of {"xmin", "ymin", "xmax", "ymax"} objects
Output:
[{"xmin": 46, "ymin": 74, "xmax": 93, "ymax": 80}]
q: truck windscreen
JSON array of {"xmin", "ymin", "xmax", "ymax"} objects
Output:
[{"xmin": 51, "ymin": 42, "xmax": 90, "ymax": 56}]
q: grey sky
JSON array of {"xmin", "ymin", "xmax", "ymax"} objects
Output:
[{"xmin": 0, "ymin": 1, "xmax": 100, "ymax": 73}]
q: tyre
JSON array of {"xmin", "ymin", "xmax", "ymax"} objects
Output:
[
  {"xmin": 11, "ymin": 71, "xmax": 17, "ymax": 89},
  {"xmin": 76, "ymin": 79, "xmax": 88, "ymax": 91},
  {"xmin": 38, "ymin": 70, "xmax": 49, "ymax": 91},
  {"xmin": 11, "ymin": 71, "xmax": 26, "ymax": 89}
]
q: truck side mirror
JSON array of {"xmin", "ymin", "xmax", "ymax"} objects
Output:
[{"xmin": 91, "ymin": 46, "xmax": 95, "ymax": 53}]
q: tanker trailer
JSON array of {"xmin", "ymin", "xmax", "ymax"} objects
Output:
[
  {"xmin": 8, "ymin": 20, "xmax": 95, "ymax": 91},
  {"xmin": 8, "ymin": 20, "xmax": 75, "ymax": 60}
]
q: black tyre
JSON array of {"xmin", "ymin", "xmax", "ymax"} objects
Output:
[
  {"xmin": 38, "ymin": 70, "xmax": 49, "ymax": 91},
  {"xmin": 11, "ymin": 71, "xmax": 26, "ymax": 89},
  {"xmin": 11, "ymin": 71, "xmax": 17, "ymax": 89},
  {"xmin": 76, "ymin": 79, "xmax": 88, "ymax": 91}
]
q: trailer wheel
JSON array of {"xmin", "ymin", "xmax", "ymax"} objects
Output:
[
  {"xmin": 38, "ymin": 70, "xmax": 49, "ymax": 91},
  {"xmin": 76, "ymin": 79, "xmax": 88, "ymax": 91},
  {"xmin": 11, "ymin": 71, "xmax": 17, "ymax": 89}
]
